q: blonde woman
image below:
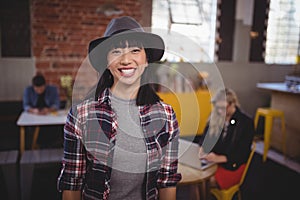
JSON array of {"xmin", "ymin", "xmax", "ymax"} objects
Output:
[{"xmin": 198, "ymin": 88, "xmax": 255, "ymax": 189}]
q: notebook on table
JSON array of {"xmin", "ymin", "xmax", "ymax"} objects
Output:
[{"xmin": 178, "ymin": 138, "xmax": 215, "ymax": 170}]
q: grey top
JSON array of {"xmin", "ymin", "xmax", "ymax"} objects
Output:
[{"xmin": 109, "ymin": 93, "xmax": 147, "ymax": 200}]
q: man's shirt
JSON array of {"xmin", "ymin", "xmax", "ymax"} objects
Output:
[{"xmin": 23, "ymin": 85, "xmax": 60, "ymax": 111}]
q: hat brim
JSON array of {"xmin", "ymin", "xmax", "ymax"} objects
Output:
[{"xmin": 88, "ymin": 31, "xmax": 165, "ymax": 72}]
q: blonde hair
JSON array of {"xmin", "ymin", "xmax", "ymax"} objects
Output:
[
  {"xmin": 208, "ymin": 88, "xmax": 240, "ymax": 136},
  {"xmin": 212, "ymin": 88, "xmax": 240, "ymax": 108}
]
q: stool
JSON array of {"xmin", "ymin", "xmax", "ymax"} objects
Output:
[
  {"xmin": 254, "ymin": 108, "xmax": 286, "ymax": 162},
  {"xmin": 0, "ymin": 150, "xmax": 19, "ymax": 200},
  {"xmin": 20, "ymin": 148, "xmax": 63, "ymax": 200}
]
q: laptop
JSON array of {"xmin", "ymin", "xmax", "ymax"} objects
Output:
[{"xmin": 178, "ymin": 138, "xmax": 215, "ymax": 170}]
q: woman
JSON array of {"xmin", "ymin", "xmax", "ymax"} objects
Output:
[
  {"xmin": 57, "ymin": 16, "xmax": 181, "ymax": 200},
  {"xmin": 198, "ymin": 88, "xmax": 254, "ymax": 189}
]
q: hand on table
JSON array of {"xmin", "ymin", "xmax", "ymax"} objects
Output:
[
  {"xmin": 199, "ymin": 147, "xmax": 227, "ymax": 163},
  {"xmin": 28, "ymin": 108, "xmax": 53, "ymax": 115},
  {"xmin": 198, "ymin": 147, "xmax": 208, "ymax": 159},
  {"xmin": 39, "ymin": 108, "xmax": 51, "ymax": 115},
  {"xmin": 202, "ymin": 152, "xmax": 218, "ymax": 162},
  {"xmin": 28, "ymin": 108, "xmax": 40, "ymax": 115}
]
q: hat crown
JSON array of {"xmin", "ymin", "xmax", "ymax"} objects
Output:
[
  {"xmin": 88, "ymin": 16, "xmax": 165, "ymax": 71},
  {"xmin": 104, "ymin": 16, "xmax": 144, "ymax": 37}
]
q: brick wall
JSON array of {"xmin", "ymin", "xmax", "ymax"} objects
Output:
[{"xmin": 30, "ymin": 0, "xmax": 144, "ymax": 100}]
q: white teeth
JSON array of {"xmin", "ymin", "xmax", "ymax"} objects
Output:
[{"xmin": 120, "ymin": 69, "xmax": 135, "ymax": 75}]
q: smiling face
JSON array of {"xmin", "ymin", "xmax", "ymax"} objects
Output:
[{"xmin": 107, "ymin": 40, "xmax": 148, "ymax": 90}]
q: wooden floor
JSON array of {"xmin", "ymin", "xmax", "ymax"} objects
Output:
[
  {"xmin": 0, "ymin": 147, "xmax": 299, "ymax": 200},
  {"xmin": 0, "ymin": 122, "xmax": 299, "ymax": 200},
  {"xmin": 255, "ymin": 140, "xmax": 300, "ymax": 174}
]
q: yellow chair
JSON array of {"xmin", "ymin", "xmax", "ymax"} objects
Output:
[
  {"xmin": 210, "ymin": 142, "xmax": 256, "ymax": 200},
  {"xmin": 157, "ymin": 90, "xmax": 212, "ymax": 137},
  {"xmin": 254, "ymin": 108, "xmax": 286, "ymax": 162}
]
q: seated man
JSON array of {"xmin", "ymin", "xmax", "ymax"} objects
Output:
[
  {"xmin": 23, "ymin": 74, "xmax": 62, "ymax": 148},
  {"xmin": 23, "ymin": 74, "xmax": 60, "ymax": 115}
]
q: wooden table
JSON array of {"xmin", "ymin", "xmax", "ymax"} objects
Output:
[
  {"xmin": 178, "ymin": 163, "xmax": 217, "ymax": 200},
  {"xmin": 16, "ymin": 110, "xmax": 68, "ymax": 155},
  {"xmin": 257, "ymin": 82, "xmax": 300, "ymax": 160}
]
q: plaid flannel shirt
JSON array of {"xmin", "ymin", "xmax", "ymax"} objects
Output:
[{"xmin": 57, "ymin": 88, "xmax": 182, "ymax": 200}]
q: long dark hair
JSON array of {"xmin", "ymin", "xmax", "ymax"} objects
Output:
[{"xmin": 94, "ymin": 38, "xmax": 161, "ymax": 106}]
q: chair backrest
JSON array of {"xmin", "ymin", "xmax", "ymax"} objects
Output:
[
  {"xmin": 239, "ymin": 141, "xmax": 256, "ymax": 185},
  {"xmin": 157, "ymin": 90, "xmax": 212, "ymax": 136}
]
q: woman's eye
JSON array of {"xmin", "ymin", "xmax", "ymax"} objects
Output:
[
  {"xmin": 131, "ymin": 48, "xmax": 141, "ymax": 53},
  {"xmin": 110, "ymin": 49, "xmax": 121, "ymax": 55}
]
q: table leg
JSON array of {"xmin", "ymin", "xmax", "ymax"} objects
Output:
[
  {"xmin": 32, "ymin": 126, "xmax": 40, "ymax": 149},
  {"xmin": 20, "ymin": 126, "xmax": 25, "ymax": 155},
  {"xmin": 199, "ymin": 180, "xmax": 210, "ymax": 200},
  {"xmin": 192, "ymin": 184, "xmax": 200, "ymax": 200}
]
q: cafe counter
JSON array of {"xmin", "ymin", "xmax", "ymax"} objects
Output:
[{"xmin": 257, "ymin": 82, "xmax": 300, "ymax": 160}]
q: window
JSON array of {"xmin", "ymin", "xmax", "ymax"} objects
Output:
[
  {"xmin": 152, "ymin": 0, "xmax": 217, "ymax": 63},
  {"xmin": 0, "ymin": 0, "xmax": 31, "ymax": 57},
  {"xmin": 265, "ymin": 0, "xmax": 300, "ymax": 64}
]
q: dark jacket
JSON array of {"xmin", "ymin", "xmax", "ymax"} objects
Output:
[{"xmin": 199, "ymin": 107, "xmax": 255, "ymax": 170}]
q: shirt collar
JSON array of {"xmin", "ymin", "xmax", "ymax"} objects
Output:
[
  {"xmin": 229, "ymin": 106, "xmax": 241, "ymax": 125},
  {"xmin": 97, "ymin": 88, "xmax": 111, "ymax": 105}
]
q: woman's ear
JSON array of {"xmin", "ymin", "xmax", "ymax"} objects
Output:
[{"xmin": 106, "ymin": 64, "xmax": 111, "ymax": 70}]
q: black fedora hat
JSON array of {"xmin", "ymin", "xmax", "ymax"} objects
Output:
[{"xmin": 88, "ymin": 16, "xmax": 165, "ymax": 72}]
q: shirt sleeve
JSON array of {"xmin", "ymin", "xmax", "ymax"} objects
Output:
[
  {"xmin": 23, "ymin": 87, "xmax": 32, "ymax": 111},
  {"xmin": 57, "ymin": 107, "xmax": 86, "ymax": 191},
  {"xmin": 157, "ymin": 106, "xmax": 182, "ymax": 188},
  {"xmin": 225, "ymin": 116, "xmax": 255, "ymax": 169},
  {"xmin": 47, "ymin": 86, "xmax": 60, "ymax": 110}
]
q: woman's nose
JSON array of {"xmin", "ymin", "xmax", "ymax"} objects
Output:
[{"xmin": 120, "ymin": 52, "xmax": 132, "ymax": 65}]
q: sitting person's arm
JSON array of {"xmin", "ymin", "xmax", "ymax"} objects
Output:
[
  {"xmin": 23, "ymin": 86, "xmax": 34, "ymax": 112},
  {"xmin": 62, "ymin": 190, "xmax": 81, "ymax": 200},
  {"xmin": 159, "ymin": 187, "xmax": 176, "ymax": 200},
  {"xmin": 38, "ymin": 107, "xmax": 56, "ymax": 115},
  {"xmin": 27, "ymin": 108, "xmax": 40, "ymax": 114},
  {"xmin": 45, "ymin": 85, "xmax": 60, "ymax": 111},
  {"xmin": 202, "ymin": 152, "xmax": 227, "ymax": 163},
  {"xmin": 23, "ymin": 87, "xmax": 42, "ymax": 114}
]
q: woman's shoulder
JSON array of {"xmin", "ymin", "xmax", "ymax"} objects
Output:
[
  {"xmin": 156, "ymin": 100, "xmax": 175, "ymax": 112},
  {"xmin": 69, "ymin": 97, "xmax": 98, "ymax": 116},
  {"xmin": 25, "ymin": 85, "xmax": 34, "ymax": 91},
  {"xmin": 140, "ymin": 101, "xmax": 175, "ymax": 118},
  {"xmin": 235, "ymin": 108, "xmax": 254, "ymax": 124},
  {"xmin": 66, "ymin": 98, "xmax": 104, "ymax": 124},
  {"xmin": 76, "ymin": 97, "xmax": 98, "ymax": 109}
]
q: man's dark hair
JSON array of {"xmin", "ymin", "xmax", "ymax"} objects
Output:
[{"xmin": 32, "ymin": 75, "xmax": 46, "ymax": 87}]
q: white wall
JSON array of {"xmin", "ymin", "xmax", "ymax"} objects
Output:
[
  {"xmin": 156, "ymin": 60, "xmax": 296, "ymax": 117},
  {"xmin": 215, "ymin": 62, "xmax": 295, "ymax": 116},
  {"xmin": 0, "ymin": 58, "xmax": 35, "ymax": 101},
  {"xmin": 191, "ymin": 62, "xmax": 296, "ymax": 117}
]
